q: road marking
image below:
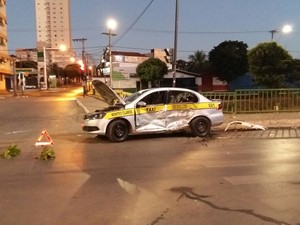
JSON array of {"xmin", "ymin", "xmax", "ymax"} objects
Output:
[
  {"xmin": 223, "ymin": 174, "xmax": 299, "ymax": 185},
  {"xmin": 4, "ymin": 130, "xmax": 30, "ymax": 135},
  {"xmin": 75, "ymin": 98, "xmax": 89, "ymax": 113}
]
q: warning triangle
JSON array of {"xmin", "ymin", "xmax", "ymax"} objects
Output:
[{"xmin": 35, "ymin": 130, "xmax": 54, "ymax": 147}]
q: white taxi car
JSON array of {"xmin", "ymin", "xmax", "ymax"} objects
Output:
[{"xmin": 82, "ymin": 80, "xmax": 224, "ymax": 142}]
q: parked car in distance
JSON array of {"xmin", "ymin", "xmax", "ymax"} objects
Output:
[{"xmin": 82, "ymin": 80, "xmax": 224, "ymax": 142}]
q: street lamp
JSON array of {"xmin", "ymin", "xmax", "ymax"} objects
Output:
[
  {"xmin": 172, "ymin": 0, "xmax": 179, "ymax": 87},
  {"xmin": 43, "ymin": 44, "xmax": 67, "ymax": 90},
  {"xmin": 270, "ymin": 25, "xmax": 292, "ymax": 41},
  {"xmin": 102, "ymin": 18, "xmax": 117, "ymax": 88},
  {"xmin": 9, "ymin": 55, "xmax": 18, "ymax": 97}
]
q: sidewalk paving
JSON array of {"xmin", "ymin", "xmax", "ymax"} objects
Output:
[{"xmin": 76, "ymin": 95, "xmax": 300, "ymax": 131}]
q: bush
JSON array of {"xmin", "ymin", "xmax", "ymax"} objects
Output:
[
  {"xmin": 1, "ymin": 145, "xmax": 21, "ymax": 159},
  {"xmin": 39, "ymin": 146, "xmax": 56, "ymax": 160}
]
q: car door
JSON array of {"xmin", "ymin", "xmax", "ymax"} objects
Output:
[
  {"xmin": 165, "ymin": 90, "xmax": 199, "ymax": 130},
  {"xmin": 134, "ymin": 90, "xmax": 167, "ymax": 132}
]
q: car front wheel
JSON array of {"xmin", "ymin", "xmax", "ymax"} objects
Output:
[
  {"xmin": 190, "ymin": 117, "xmax": 211, "ymax": 137},
  {"xmin": 107, "ymin": 120, "xmax": 129, "ymax": 142}
]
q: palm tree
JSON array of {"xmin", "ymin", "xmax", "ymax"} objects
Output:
[{"xmin": 187, "ymin": 50, "xmax": 210, "ymax": 73}]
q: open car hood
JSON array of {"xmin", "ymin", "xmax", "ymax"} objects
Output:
[{"xmin": 92, "ymin": 80, "xmax": 126, "ymax": 107}]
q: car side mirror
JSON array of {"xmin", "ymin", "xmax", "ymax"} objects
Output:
[{"xmin": 137, "ymin": 101, "xmax": 147, "ymax": 108}]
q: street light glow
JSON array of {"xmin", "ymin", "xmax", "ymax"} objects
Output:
[
  {"xmin": 59, "ymin": 44, "xmax": 67, "ymax": 51},
  {"xmin": 107, "ymin": 19, "xmax": 117, "ymax": 30},
  {"xmin": 282, "ymin": 25, "xmax": 292, "ymax": 34},
  {"xmin": 270, "ymin": 24, "xmax": 293, "ymax": 41}
]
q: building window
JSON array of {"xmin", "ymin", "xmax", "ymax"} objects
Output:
[
  {"xmin": 0, "ymin": 58, "xmax": 7, "ymax": 64},
  {"xmin": 0, "ymin": 38, "xmax": 6, "ymax": 46}
]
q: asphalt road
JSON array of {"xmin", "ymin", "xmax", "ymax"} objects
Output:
[{"xmin": 0, "ymin": 88, "xmax": 299, "ymax": 225}]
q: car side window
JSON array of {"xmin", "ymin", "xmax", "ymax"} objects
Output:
[
  {"xmin": 141, "ymin": 91, "xmax": 167, "ymax": 105},
  {"xmin": 167, "ymin": 90, "xmax": 198, "ymax": 103}
]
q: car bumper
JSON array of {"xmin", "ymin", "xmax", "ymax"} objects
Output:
[
  {"xmin": 210, "ymin": 112, "xmax": 224, "ymax": 127},
  {"xmin": 81, "ymin": 119, "xmax": 108, "ymax": 135}
]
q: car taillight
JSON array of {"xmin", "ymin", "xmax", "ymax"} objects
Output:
[{"xmin": 217, "ymin": 103, "xmax": 223, "ymax": 110}]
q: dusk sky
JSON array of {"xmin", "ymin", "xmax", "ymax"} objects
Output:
[{"xmin": 6, "ymin": 0, "xmax": 300, "ymax": 62}]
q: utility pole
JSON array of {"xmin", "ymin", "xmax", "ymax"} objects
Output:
[
  {"xmin": 86, "ymin": 53, "xmax": 96, "ymax": 76},
  {"xmin": 269, "ymin": 29, "xmax": 277, "ymax": 42},
  {"xmin": 9, "ymin": 55, "xmax": 18, "ymax": 97},
  {"xmin": 172, "ymin": 0, "xmax": 179, "ymax": 87},
  {"xmin": 102, "ymin": 19, "xmax": 117, "ymax": 88},
  {"xmin": 73, "ymin": 38, "xmax": 88, "ymax": 95},
  {"xmin": 72, "ymin": 38, "xmax": 88, "ymax": 77}
]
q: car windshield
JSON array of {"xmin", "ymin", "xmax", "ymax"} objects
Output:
[{"xmin": 124, "ymin": 89, "xmax": 150, "ymax": 104}]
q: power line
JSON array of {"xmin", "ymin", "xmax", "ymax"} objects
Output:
[
  {"xmin": 7, "ymin": 26, "xmax": 300, "ymax": 35},
  {"xmin": 112, "ymin": 0, "xmax": 155, "ymax": 46},
  {"xmin": 130, "ymin": 28, "xmax": 291, "ymax": 35}
]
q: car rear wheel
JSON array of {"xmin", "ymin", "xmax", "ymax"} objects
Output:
[
  {"xmin": 190, "ymin": 117, "xmax": 211, "ymax": 137},
  {"xmin": 107, "ymin": 120, "xmax": 129, "ymax": 142}
]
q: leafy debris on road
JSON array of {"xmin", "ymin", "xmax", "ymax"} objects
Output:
[
  {"xmin": 1, "ymin": 144, "xmax": 21, "ymax": 159},
  {"xmin": 37, "ymin": 146, "xmax": 56, "ymax": 160}
]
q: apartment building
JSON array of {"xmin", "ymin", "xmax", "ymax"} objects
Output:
[
  {"xmin": 15, "ymin": 48, "xmax": 38, "ymax": 62},
  {"xmin": 35, "ymin": 0, "xmax": 73, "ymax": 81},
  {"xmin": 0, "ymin": 0, "xmax": 13, "ymax": 93}
]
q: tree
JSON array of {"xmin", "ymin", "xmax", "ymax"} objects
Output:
[
  {"xmin": 50, "ymin": 63, "xmax": 64, "ymax": 77},
  {"xmin": 289, "ymin": 59, "xmax": 300, "ymax": 86},
  {"xmin": 136, "ymin": 58, "xmax": 168, "ymax": 87},
  {"xmin": 248, "ymin": 42, "xmax": 293, "ymax": 88},
  {"xmin": 176, "ymin": 59, "xmax": 187, "ymax": 70},
  {"xmin": 186, "ymin": 50, "xmax": 211, "ymax": 73},
  {"xmin": 209, "ymin": 40, "xmax": 249, "ymax": 82},
  {"xmin": 64, "ymin": 63, "xmax": 82, "ymax": 83}
]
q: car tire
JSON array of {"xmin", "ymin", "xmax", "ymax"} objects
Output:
[
  {"xmin": 190, "ymin": 117, "xmax": 211, "ymax": 137},
  {"xmin": 107, "ymin": 120, "xmax": 129, "ymax": 142}
]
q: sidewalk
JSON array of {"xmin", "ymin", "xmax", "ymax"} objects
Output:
[
  {"xmin": 76, "ymin": 95, "xmax": 300, "ymax": 130},
  {"xmin": 0, "ymin": 85, "xmax": 81, "ymax": 98}
]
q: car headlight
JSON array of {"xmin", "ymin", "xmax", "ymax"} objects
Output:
[{"xmin": 84, "ymin": 112, "xmax": 106, "ymax": 120}]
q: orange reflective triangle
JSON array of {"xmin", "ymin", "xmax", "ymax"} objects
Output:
[{"xmin": 35, "ymin": 130, "xmax": 54, "ymax": 147}]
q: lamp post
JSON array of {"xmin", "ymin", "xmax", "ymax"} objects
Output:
[
  {"xmin": 12, "ymin": 58, "xmax": 17, "ymax": 97},
  {"xmin": 9, "ymin": 55, "xmax": 18, "ymax": 97},
  {"xmin": 172, "ymin": 0, "xmax": 179, "ymax": 87},
  {"xmin": 102, "ymin": 19, "xmax": 117, "ymax": 88},
  {"xmin": 270, "ymin": 25, "xmax": 292, "ymax": 41},
  {"xmin": 72, "ymin": 38, "xmax": 87, "ymax": 79},
  {"xmin": 43, "ymin": 44, "xmax": 66, "ymax": 90}
]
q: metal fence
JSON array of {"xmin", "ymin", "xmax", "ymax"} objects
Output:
[{"xmin": 202, "ymin": 89, "xmax": 300, "ymax": 113}]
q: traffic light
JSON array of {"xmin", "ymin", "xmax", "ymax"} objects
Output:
[
  {"xmin": 103, "ymin": 47, "xmax": 109, "ymax": 61},
  {"xmin": 164, "ymin": 48, "xmax": 174, "ymax": 63},
  {"xmin": 100, "ymin": 56, "xmax": 109, "ymax": 69}
]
